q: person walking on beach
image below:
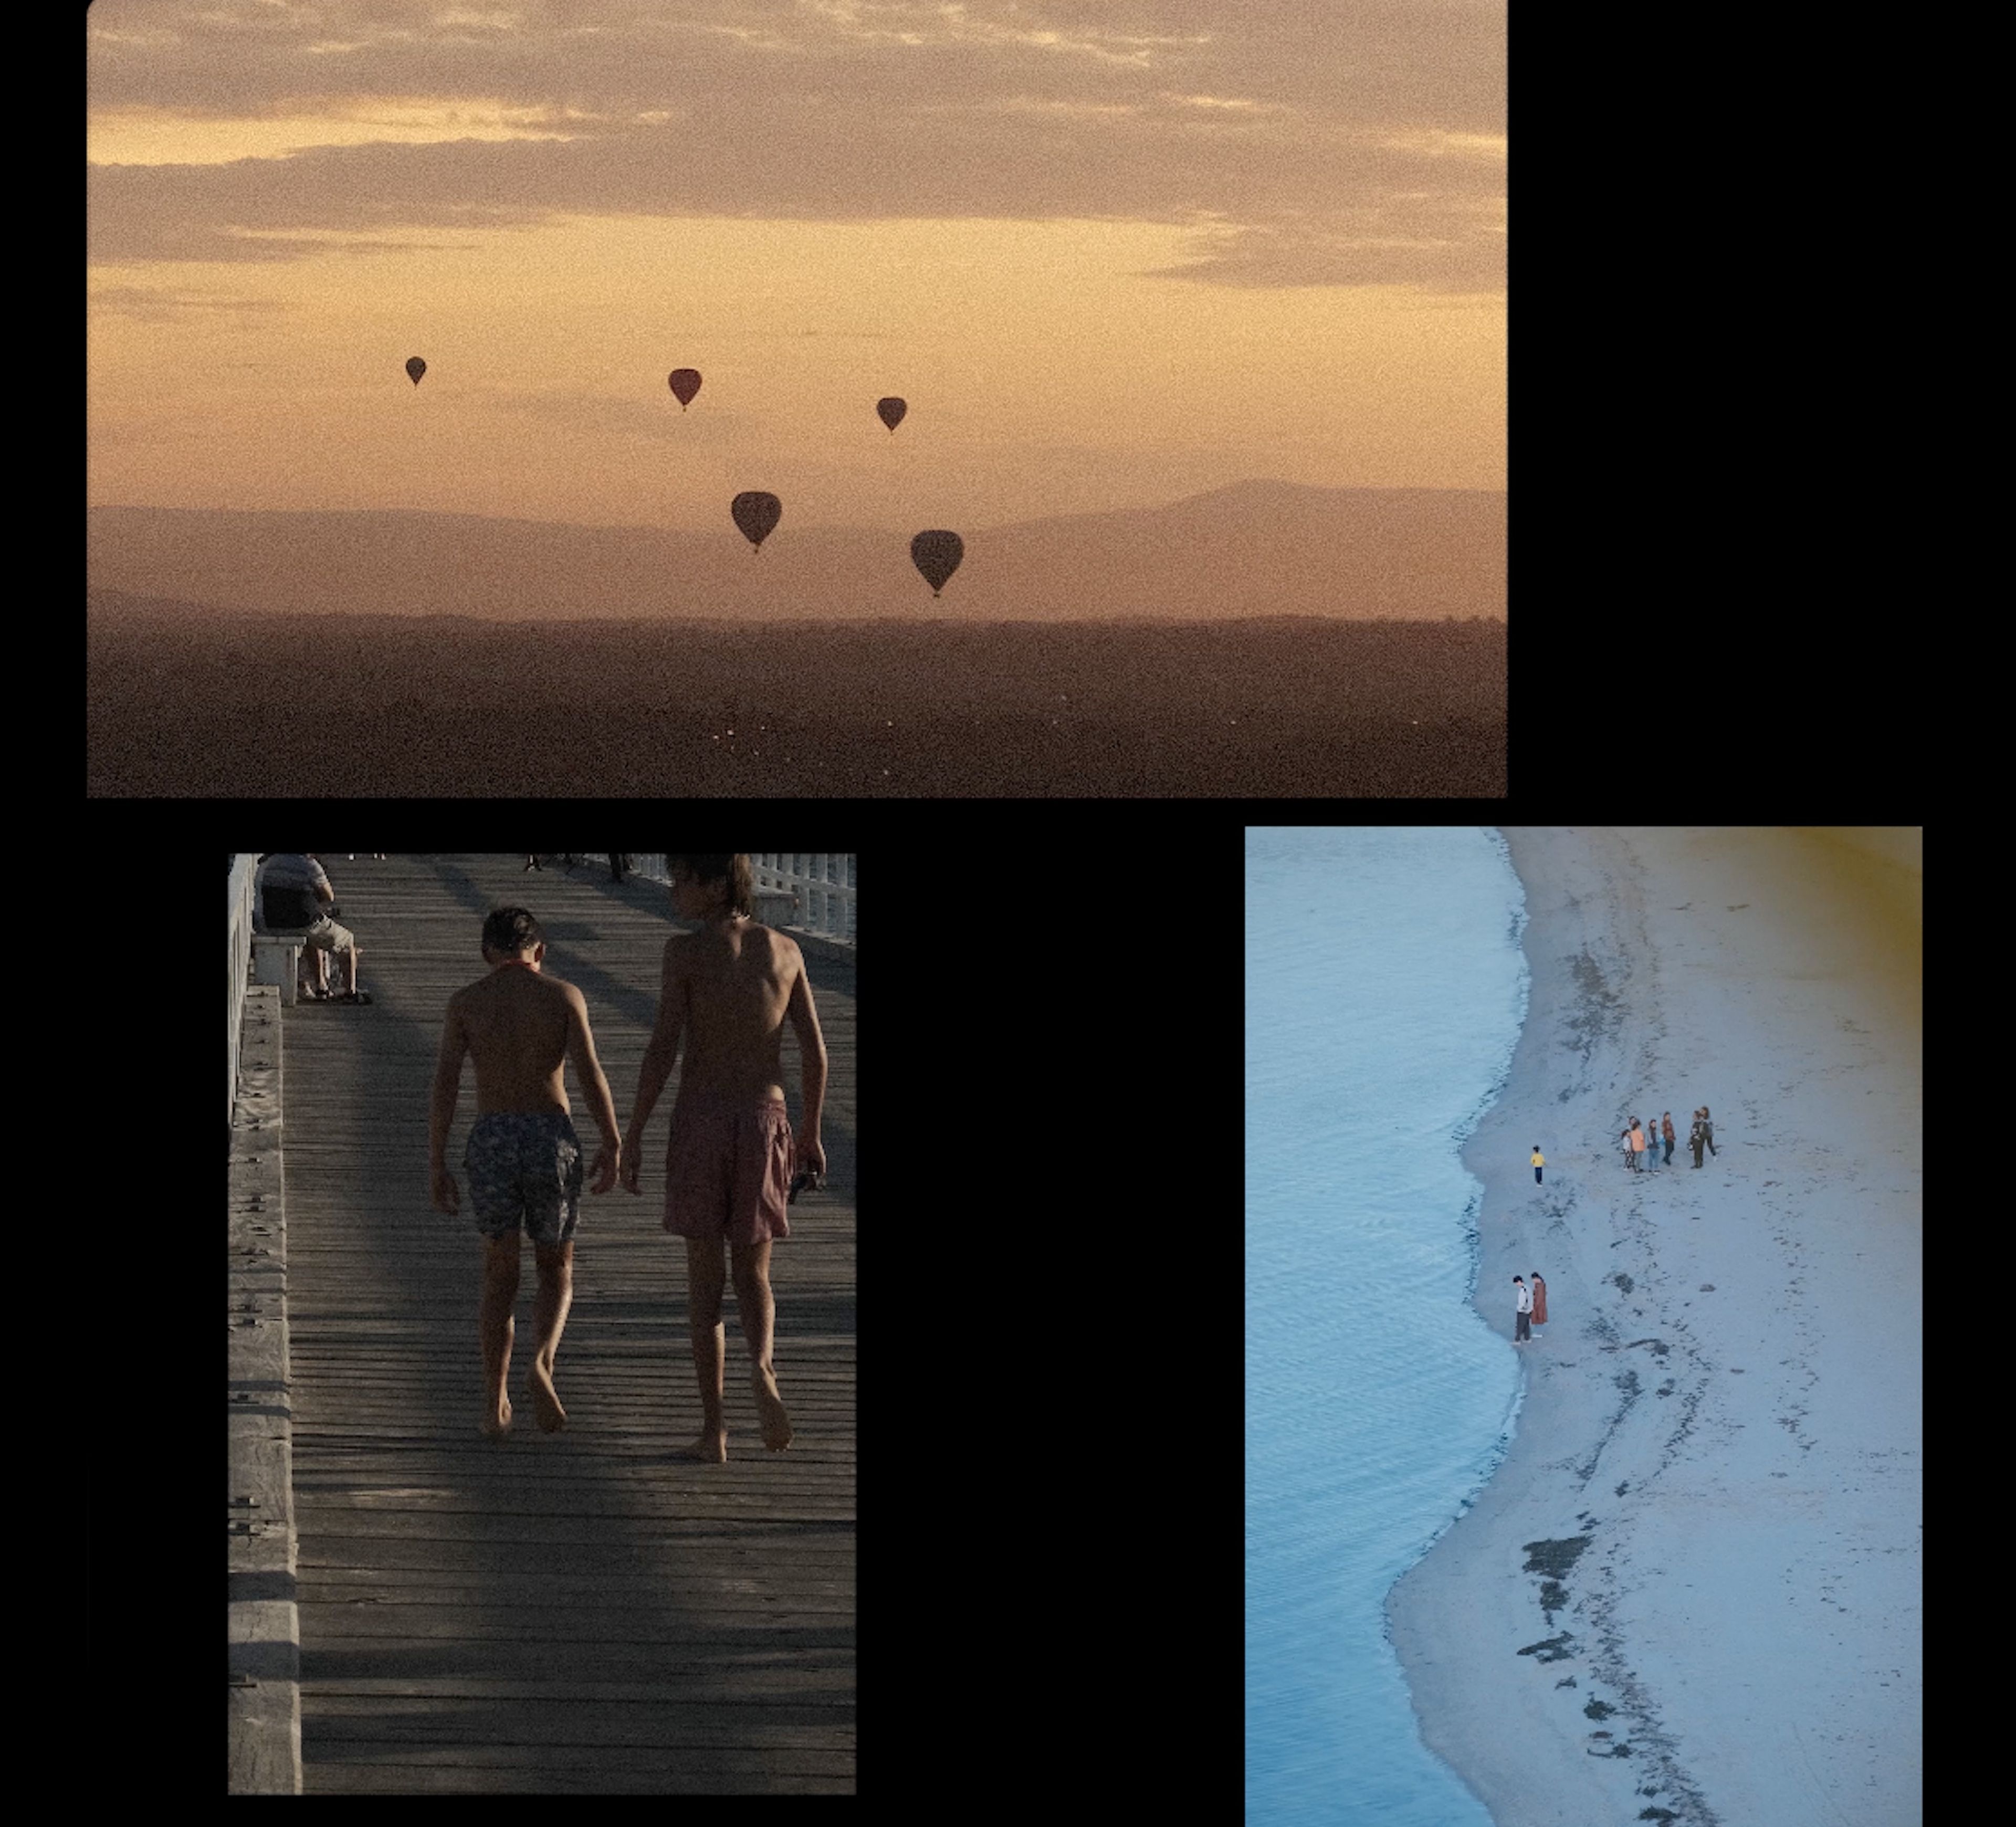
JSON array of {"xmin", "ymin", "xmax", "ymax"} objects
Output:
[
  {"xmin": 1662, "ymin": 1111, "xmax": 1676, "ymax": 1166},
  {"xmin": 1701, "ymin": 1105, "xmax": 1717, "ymax": 1157},
  {"xmin": 1530, "ymin": 1272, "xmax": 1548, "ymax": 1338},
  {"xmin": 1629, "ymin": 1119, "xmax": 1648, "ymax": 1172},
  {"xmin": 1531, "ymin": 1146, "xmax": 1546, "ymax": 1185},
  {"xmin": 621, "ymin": 854, "xmax": 828, "ymax": 1462},
  {"xmin": 429, "ymin": 907, "xmax": 623, "ymax": 1437},
  {"xmin": 1514, "ymin": 1276, "xmax": 1532, "ymax": 1343},
  {"xmin": 1689, "ymin": 1108, "xmax": 1706, "ymax": 1168}
]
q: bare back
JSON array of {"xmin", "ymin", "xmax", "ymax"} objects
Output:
[
  {"xmin": 450, "ymin": 964, "xmax": 579, "ymax": 1115},
  {"xmin": 669, "ymin": 921, "xmax": 803, "ymax": 1101}
]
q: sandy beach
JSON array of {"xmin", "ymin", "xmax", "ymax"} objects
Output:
[{"xmin": 1386, "ymin": 828, "xmax": 1922, "ymax": 1827}]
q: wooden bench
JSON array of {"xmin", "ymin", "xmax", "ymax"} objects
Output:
[{"xmin": 250, "ymin": 934, "xmax": 304, "ymax": 1007}]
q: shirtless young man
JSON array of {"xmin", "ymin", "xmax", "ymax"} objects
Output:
[
  {"xmin": 429, "ymin": 907, "xmax": 622, "ymax": 1437},
  {"xmin": 621, "ymin": 854, "xmax": 828, "ymax": 1463}
]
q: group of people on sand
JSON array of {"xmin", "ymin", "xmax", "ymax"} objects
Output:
[
  {"xmin": 1514, "ymin": 1104, "xmax": 1720, "ymax": 1346},
  {"xmin": 1513, "ymin": 1154, "xmax": 1551, "ymax": 1345},
  {"xmin": 1618, "ymin": 1108, "xmax": 1717, "ymax": 1172}
]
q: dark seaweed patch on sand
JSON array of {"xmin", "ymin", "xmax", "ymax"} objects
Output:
[
  {"xmin": 1522, "ymin": 1536, "xmax": 1593, "ymax": 1580},
  {"xmin": 1563, "ymin": 948, "xmax": 1623, "ymax": 1064},
  {"xmin": 1525, "ymin": 1536, "xmax": 1593, "ymax": 1630}
]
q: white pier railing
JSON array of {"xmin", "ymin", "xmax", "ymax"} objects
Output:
[
  {"xmin": 228, "ymin": 854, "xmax": 257, "ymax": 1134},
  {"xmin": 752, "ymin": 853, "xmax": 856, "ymax": 946},
  {"xmin": 558, "ymin": 854, "xmax": 857, "ymax": 946}
]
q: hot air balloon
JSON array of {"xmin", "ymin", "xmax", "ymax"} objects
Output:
[
  {"xmin": 732, "ymin": 491, "xmax": 782, "ymax": 551},
  {"xmin": 668, "ymin": 369, "xmax": 701, "ymax": 410},
  {"xmin": 876, "ymin": 396, "xmax": 907, "ymax": 433},
  {"xmin": 405, "ymin": 357, "xmax": 426, "ymax": 386},
  {"xmin": 910, "ymin": 530, "xmax": 963, "ymax": 597}
]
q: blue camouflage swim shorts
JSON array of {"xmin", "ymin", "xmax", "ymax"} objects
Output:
[{"xmin": 464, "ymin": 1111, "xmax": 584, "ymax": 1245}]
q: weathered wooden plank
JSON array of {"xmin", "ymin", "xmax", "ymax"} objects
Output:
[
  {"xmin": 302, "ymin": 1757, "xmax": 852, "ymax": 1795},
  {"xmin": 306, "ymin": 1709, "xmax": 854, "ymax": 1747},
  {"xmin": 303, "ymin": 1667, "xmax": 852, "ymax": 1694},
  {"xmin": 283, "ymin": 855, "xmax": 855, "ymax": 1794},
  {"xmin": 229, "ymin": 982, "xmax": 302, "ymax": 1795},
  {"xmin": 299, "ymin": 1643, "xmax": 854, "ymax": 1684},
  {"xmin": 293, "ymin": 1557, "xmax": 856, "ymax": 1589}
]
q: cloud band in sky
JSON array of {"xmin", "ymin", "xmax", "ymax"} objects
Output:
[{"xmin": 88, "ymin": 0, "xmax": 1506, "ymax": 291}]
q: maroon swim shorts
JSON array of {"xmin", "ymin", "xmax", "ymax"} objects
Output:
[{"xmin": 664, "ymin": 1092, "xmax": 794, "ymax": 1245}]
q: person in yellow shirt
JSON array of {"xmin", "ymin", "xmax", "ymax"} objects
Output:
[{"xmin": 1531, "ymin": 1146, "xmax": 1545, "ymax": 1186}]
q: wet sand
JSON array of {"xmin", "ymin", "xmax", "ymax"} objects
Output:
[{"xmin": 1387, "ymin": 828, "xmax": 1922, "ymax": 1826}]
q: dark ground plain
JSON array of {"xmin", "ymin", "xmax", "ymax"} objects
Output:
[{"xmin": 88, "ymin": 597, "xmax": 1505, "ymax": 796}]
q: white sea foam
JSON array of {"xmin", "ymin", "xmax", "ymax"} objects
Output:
[{"xmin": 1246, "ymin": 827, "xmax": 1526, "ymax": 1826}]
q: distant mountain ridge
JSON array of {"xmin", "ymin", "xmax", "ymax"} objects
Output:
[{"xmin": 87, "ymin": 482, "xmax": 1505, "ymax": 622}]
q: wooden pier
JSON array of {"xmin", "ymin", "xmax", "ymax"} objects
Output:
[{"xmin": 278, "ymin": 855, "xmax": 855, "ymax": 1793}]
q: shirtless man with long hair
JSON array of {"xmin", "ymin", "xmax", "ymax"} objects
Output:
[{"xmin": 623, "ymin": 854, "xmax": 828, "ymax": 1462}]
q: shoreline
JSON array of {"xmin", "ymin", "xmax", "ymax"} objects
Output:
[{"xmin": 1386, "ymin": 828, "xmax": 1922, "ymax": 1827}]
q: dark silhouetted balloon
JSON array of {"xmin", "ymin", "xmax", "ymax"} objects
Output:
[
  {"xmin": 910, "ymin": 529, "xmax": 963, "ymax": 597},
  {"xmin": 668, "ymin": 369, "xmax": 701, "ymax": 410},
  {"xmin": 405, "ymin": 356, "xmax": 426, "ymax": 386},
  {"xmin": 732, "ymin": 491, "xmax": 782, "ymax": 551},
  {"xmin": 876, "ymin": 396, "xmax": 907, "ymax": 433}
]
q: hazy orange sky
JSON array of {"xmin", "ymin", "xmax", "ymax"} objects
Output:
[{"xmin": 88, "ymin": 1, "xmax": 1505, "ymax": 533}]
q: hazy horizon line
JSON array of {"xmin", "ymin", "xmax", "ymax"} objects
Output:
[
  {"xmin": 88, "ymin": 589, "xmax": 1507, "ymax": 632},
  {"xmin": 86, "ymin": 475, "xmax": 1509, "ymax": 537}
]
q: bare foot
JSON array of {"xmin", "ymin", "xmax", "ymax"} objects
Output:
[
  {"xmin": 751, "ymin": 1367, "xmax": 793, "ymax": 1452},
  {"xmin": 527, "ymin": 1360, "xmax": 566, "ymax": 1432},
  {"xmin": 480, "ymin": 1395, "xmax": 513, "ymax": 1437},
  {"xmin": 673, "ymin": 1430, "xmax": 728, "ymax": 1463}
]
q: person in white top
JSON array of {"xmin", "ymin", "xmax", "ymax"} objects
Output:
[
  {"xmin": 254, "ymin": 853, "xmax": 366, "ymax": 1002},
  {"xmin": 1514, "ymin": 1275, "xmax": 1532, "ymax": 1343}
]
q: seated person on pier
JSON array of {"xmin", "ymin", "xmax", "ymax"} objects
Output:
[{"xmin": 254, "ymin": 853, "xmax": 369, "ymax": 1004}]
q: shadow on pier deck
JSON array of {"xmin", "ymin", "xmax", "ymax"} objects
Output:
[{"xmin": 280, "ymin": 855, "xmax": 855, "ymax": 1793}]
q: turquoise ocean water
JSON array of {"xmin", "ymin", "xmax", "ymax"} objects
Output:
[{"xmin": 1246, "ymin": 827, "xmax": 1528, "ymax": 1826}]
